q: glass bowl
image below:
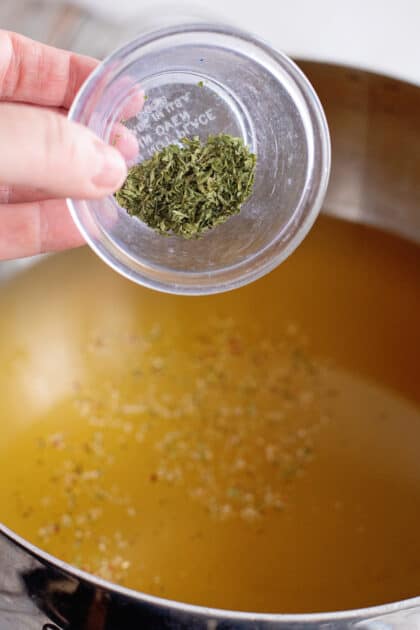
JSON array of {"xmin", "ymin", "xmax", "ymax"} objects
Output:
[{"xmin": 67, "ymin": 23, "xmax": 330, "ymax": 295}]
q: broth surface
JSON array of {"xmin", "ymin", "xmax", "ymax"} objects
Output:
[{"xmin": 0, "ymin": 216, "xmax": 420, "ymax": 613}]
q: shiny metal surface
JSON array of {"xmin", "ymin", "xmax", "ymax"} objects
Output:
[
  {"xmin": 301, "ymin": 61, "xmax": 420, "ymax": 243},
  {"xmin": 1, "ymin": 62, "xmax": 420, "ymax": 629}
]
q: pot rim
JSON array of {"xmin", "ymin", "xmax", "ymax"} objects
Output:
[{"xmin": 1, "ymin": 522, "xmax": 419, "ymax": 622}]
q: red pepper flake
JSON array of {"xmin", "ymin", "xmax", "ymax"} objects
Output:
[{"xmin": 229, "ymin": 336, "xmax": 242, "ymax": 355}]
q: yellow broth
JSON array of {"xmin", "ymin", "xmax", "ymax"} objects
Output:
[{"xmin": 0, "ymin": 216, "xmax": 420, "ymax": 613}]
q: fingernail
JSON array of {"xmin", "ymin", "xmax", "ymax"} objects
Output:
[{"xmin": 92, "ymin": 141, "xmax": 127, "ymax": 189}]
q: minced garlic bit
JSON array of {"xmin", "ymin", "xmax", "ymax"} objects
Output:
[{"xmin": 28, "ymin": 315, "xmax": 332, "ymax": 586}]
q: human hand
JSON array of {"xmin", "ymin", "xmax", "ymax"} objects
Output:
[{"xmin": 0, "ymin": 31, "xmax": 140, "ymax": 260}]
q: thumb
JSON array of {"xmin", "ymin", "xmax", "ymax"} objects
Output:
[{"xmin": 0, "ymin": 103, "xmax": 127, "ymax": 199}]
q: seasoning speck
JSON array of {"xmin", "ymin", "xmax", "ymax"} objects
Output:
[{"xmin": 115, "ymin": 134, "xmax": 257, "ymax": 238}]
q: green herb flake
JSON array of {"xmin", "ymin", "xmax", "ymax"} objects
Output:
[
  {"xmin": 111, "ymin": 133, "xmax": 121, "ymax": 147},
  {"xmin": 197, "ymin": 80, "xmax": 204, "ymax": 88},
  {"xmin": 227, "ymin": 486, "xmax": 240, "ymax": 498},
  {"xmin": 115, "ymin": 134, "xmax": 257, "ymax": 239}
]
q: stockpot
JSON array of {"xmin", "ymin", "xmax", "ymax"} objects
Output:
[{"xmin": 0, "ymin": 27, "xmax": 419, "ymax": 630}]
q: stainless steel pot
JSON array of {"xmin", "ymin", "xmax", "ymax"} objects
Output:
[{"xmin": 0, "ymin": 61, "xmax": 420, "ymax": 630}]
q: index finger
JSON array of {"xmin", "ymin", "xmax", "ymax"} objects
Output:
[{"xmin": 0, "ymin": 30, "xmax": 98, "ymax": 108}]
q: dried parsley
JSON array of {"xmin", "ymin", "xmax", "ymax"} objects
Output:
[{"xmin": 115, "ymin": 134, "xmax": 257, "ymax": 238}]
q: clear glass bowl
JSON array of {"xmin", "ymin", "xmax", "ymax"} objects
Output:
[{"xmin": 68, "ymin": 23, "xmax": 330, "ymax": 295}]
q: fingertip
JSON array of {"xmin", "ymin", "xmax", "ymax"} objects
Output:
[
  {"xmin": 120, "ymin": 90, "xmax": 145, "ymax": 119},
  {"xmin": 91, "ymin": 142, "xmax": 127, "ymax": 192},
  {"xmin": 110, "ymin": 124, "xmax": 139, "ymax": 161}
]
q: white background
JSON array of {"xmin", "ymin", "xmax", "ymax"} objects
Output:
[{"xmin": 58, "ymin": 0, "xmax": 420, "ymax": 85}]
